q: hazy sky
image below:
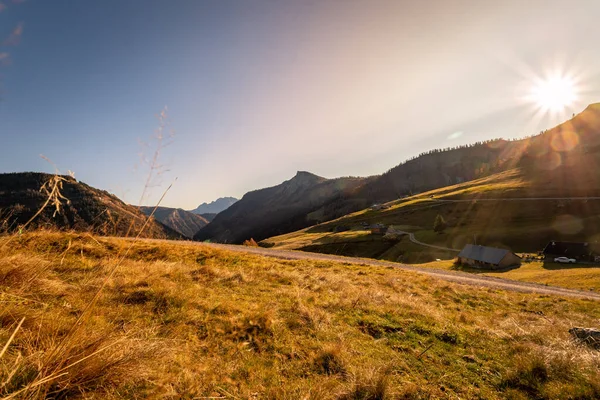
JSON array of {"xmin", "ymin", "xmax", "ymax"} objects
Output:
[{"xmin": 1, "ymin": 0, "xmax": 600, "ymax": 208}]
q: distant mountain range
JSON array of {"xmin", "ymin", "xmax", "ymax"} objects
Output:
[
  {"xmin": 0, "ymin": 172, "xmax": 180, "ymax": 239},
  {"xmin": 193, "ymin": 171, "xmax": 368, "ymax": 243},
  {"xmin": 138, "ymin": 206, "xmax": 209, "ymax": 239},
  {"xmin": 189, "ymin": 197, "xmax": 238, "ymax": 214}
]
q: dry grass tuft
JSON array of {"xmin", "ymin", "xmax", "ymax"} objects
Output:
[
  {"xmin": 313, "ymin": 346, "xmax": 346, "ymax": 376},
  {"xmin": 338, "ymin": 372, "xmax": 389, "ymax": 400}
]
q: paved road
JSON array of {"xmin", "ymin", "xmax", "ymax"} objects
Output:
[{"xmin": 197, "ymin": 242, "xmax": 600, "ymax": 301}]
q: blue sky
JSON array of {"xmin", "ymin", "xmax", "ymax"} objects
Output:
[{"xmin": 1, "ymin": 0, "xmax": 600, "ymax": 208}]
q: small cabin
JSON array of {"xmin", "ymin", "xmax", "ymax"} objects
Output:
[
  {"xmin": 370, "ymin": 224, "xmax": 388, "ymax": 235},
  {"xmin": 457, "ymin": 244, "xmax": 521, "ymax": 270}
]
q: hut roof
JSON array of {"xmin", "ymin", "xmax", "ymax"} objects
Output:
[{"xmin": 458, "ymin": 244, "xmax": 513, "ymax": 265}]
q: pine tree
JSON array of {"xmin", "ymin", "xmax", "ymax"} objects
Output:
[{"xmin": 433, "ymin": 214, "xmax": 447, "ymax": 233}]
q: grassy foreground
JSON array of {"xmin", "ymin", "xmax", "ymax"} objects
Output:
[{"xmin": 1, "ymin": 232, "xmax": 600, "ymax": 399}]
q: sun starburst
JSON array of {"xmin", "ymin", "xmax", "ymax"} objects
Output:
[{"xmin": 530, "ymin": 74, "xmax": 577, "ymax": 113}]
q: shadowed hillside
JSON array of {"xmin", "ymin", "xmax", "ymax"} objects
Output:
[
  {"xmin": 194, "ymin": 171, "xmax": 369, "ymax": 243},
  {"xmin": 0, "ymin": 172, "xmax": 180, "ymax": 239},
  {"xmin": 139, "ymin": 206, "xmax": 209, "ymax": 239},
  {"xmin": 199, "ymin": 212, "xmax": 217, "ymax": 222}
]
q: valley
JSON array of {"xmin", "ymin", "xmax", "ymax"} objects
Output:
[{"xmin": 3, "ymin": 2, "xmax": 600, "ymax": 398}]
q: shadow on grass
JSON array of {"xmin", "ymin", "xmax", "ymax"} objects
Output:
[
  {"xmin": 450, "ymin": 263, "xmax": 521, "ymax": 275},
  {"xmin": 311, "ymin": 232, "xmax": 380, "ymax": 245},
  {"xmin": 541, "ymin": 261, "xmax": 600, "ymax": 271},
  {"xmin": 299, "ymin": 240, "xmax": 395, "ymax": 260},
  {"xmin": 305, "ymin": 225, "xmax": 334, "ymax": 234}
]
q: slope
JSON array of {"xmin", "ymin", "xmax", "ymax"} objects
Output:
[
  {"xmin": 139, "ymin": 206, "xmax": 209, "ymax": 239},
  {"xmin": 194, "ymin": 171, "xmax": 369, "ymax": 243},
  {"xmin": 0, "ymin": 172, "xmax": 180, "ymax": 239},
  {"xmin": 199, "ymin": 213, "xmax": 217, "ymax": 222},
  {"xmin": 263, "ymin": 103, "xmax": 600, "ymax": 262},
  {"xmin": 309, "ymin": 103, "xmax": 600, "ymax": 225}
]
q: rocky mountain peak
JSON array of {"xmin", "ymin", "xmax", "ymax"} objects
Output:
[{"xmin": 289, "ymin": 171, "xmax": 326, "ymax": 186}]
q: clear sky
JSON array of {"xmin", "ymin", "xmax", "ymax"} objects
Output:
[{"xmin": 1, "ymin": 0, "xmax": 600, "ymax": 209}]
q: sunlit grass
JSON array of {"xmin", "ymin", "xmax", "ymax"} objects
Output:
[
  {"xmin": 418, "ymin": 259, "xmax": 600, "ymax": 293},
  {"xmin": 487, "ymin": 261, "xmax": 600, "ymax": 293}
]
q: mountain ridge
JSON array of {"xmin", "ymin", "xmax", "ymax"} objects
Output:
[{"xmin": 193, "ymin": 173, "xmax": 369, "ymax": 243}]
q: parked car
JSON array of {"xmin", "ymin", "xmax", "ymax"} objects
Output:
[{"xmin": 554, "ymin": 257, "xmax": 577, "ymax": 264}]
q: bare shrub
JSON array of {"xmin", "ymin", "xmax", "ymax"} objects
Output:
[{"xmin": 242, "ymin": 238, "xmax": 259, "ymax": 247}]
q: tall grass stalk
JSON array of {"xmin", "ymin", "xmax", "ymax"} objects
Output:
[{"xmin": 0, "ymin": 109, "xmax": 177, "ymax": 398}]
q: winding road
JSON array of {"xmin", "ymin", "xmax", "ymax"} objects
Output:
[
  {"xmin": 389, "ymin": 229, "xmax": 460, "ymax": 252},
  {"xmin": 200, "ymin": 242, "xmax": 600, "ymax": 301}
]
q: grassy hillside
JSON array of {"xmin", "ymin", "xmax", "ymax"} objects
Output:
[
  {"xmin": 310, "ymin": 103, "xmax": 600, "ymax": 223},
  {"xmin": 1, "ymin": 231, "xmax": 599, "ymax": 399},
  {"xmin": 263, "ymin": 150, "xmax": 600, "ymax": 264}
]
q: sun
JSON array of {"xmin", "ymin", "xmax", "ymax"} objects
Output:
[{"xmin": 530, "ymin": 75, "xmax": 577, "ymax": 113}]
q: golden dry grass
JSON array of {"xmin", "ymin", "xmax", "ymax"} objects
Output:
[
  {"xmin": 484, "ymin": 261, "xmax": 600, "ymax": 292},
  {"xmin": 417, "ymin": 259, "xmax": 600, "ymax": 294},
  {"xmin": 1, "ymin": 231, "xmax": 599, "ymax": 399}
]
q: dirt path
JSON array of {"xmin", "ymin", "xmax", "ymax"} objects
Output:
[
  {"xmin": 390, "ymin": 229, "xmax": 460, "ymax": 252},
  {"xmin": 198, "ymin": 242, "xmax": 600, "ymax": 301}
]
